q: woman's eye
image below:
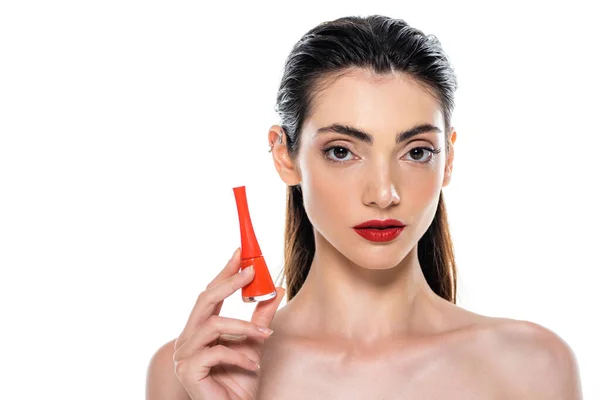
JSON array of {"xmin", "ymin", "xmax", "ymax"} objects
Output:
[
  {"xmin": 405, "ymin": 147, "xmax": 434, "ymax": 162},
  {"xmin": 324, "ymin": 146, "xmax": 354, "ymax": 163}
]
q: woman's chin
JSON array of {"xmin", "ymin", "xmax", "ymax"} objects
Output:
[
  {"xmin": 349, "ymin": 247, "xmax": 413, "ymax": 271},
  {"xmin": 350, "ymin": 256, "xmax": 404, "ymax": 271}
]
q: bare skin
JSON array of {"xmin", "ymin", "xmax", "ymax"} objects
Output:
[
  {"xmin": 146, "ymin": 68, "xmax": 582, "ymax": 399},
  {"xmin": 256, "ymin": 297, "xmax": 580, "ymax": 399},
  {"xmin": 148, "ymin": 299, "xmax": 581, "ymax": 399}
]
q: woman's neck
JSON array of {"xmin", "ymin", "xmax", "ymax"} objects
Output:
[{"xmin": 278, "ymin": 236, "xmax": 452, "ymax": 344}]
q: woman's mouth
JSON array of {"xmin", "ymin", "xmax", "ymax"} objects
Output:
[{"xmin": 353, "ymin": 226, "xmax": 404, "ymax": 242}]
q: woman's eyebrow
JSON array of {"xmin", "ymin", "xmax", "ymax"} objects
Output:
[{"xmin": 315, "ymin": 123, "xmax": 442, "ymax": 144}]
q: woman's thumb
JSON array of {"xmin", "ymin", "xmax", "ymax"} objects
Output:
[{"xmin": 250, "ymin": 287, "xmax": 286, "ymax": 328}]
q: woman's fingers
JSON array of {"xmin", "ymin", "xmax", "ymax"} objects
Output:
[
  {"xmin": 176, "ymin": 260, "xmax": 255, "ymax": 350},
  {"xmin": 206, "ymin": 247, "xmax": 241, "ymax": 290},
  {"xmin": 251, "ymin": 286, "xmax": 286, "ymax": 330},
  {"xmin": 173, "ymin": 315, "xmax": 273, "ymax": 363},
  {"xmin": 175, "ymin": 345, "xmax": 260, "ymax": 393},
  {"xmin": 205, "ymin": 248, "xmax": 242, "ymax": 318}
]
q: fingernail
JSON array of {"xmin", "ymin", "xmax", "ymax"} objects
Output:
[
  {"xmin": 241, "ymin": 265, "xmax": 254, "ymax": 275},
  {"xmin": 220, "ymin": 333, "xmax": 246, "ymax": 341},
  {"xmin": 257, "ymin": 326, "xmax": 273, "ymax": 335},
  {"xmin": 231, "ymin": 247, "xmax": 240, "ymax": 258}
]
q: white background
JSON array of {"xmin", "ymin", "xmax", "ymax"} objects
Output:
[{"xmin": 1, "ymin": 1, "xmax": 598, "ymax": 398}]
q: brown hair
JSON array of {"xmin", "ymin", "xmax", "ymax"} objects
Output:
[{"xmin": 273, "ymin": 15, "xmax": 458, "ymax": 304}]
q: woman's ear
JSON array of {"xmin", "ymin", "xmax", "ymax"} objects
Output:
[
  {"xmin": 442, "ymin": 129, "xmax": 456, "ymax": 187},
  {"xmin": 268, "ymin": 125, "xmax": 302, "ymax": 186}
]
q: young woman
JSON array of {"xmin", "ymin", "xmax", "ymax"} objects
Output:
[{"xmin": 146, "ymin": 15, "xmax": 582, "ymax": 399}]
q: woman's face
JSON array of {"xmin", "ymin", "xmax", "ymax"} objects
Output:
[{"xmin": 278, "ymin": 68, "xmax": 455, "ymax": 270}]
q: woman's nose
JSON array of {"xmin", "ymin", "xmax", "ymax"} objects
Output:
[{"xmin": 362, "ymin": 166, "xmax": 400, "ymax": 209}]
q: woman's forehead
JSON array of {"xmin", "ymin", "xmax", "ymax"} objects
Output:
[
  {"xmin": 311, "ymin": 71, "xmax": 441, "ymax": 122},
  {"xmin": 306, "ymin": 71, "xmax": 444, "ymax": 142}
]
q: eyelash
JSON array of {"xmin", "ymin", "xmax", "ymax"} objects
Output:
[{"xmin": 322, "ymin": 145, "xmax": 443, "ymax": 165}]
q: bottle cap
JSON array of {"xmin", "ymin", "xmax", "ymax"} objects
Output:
[{"xmin": 233, "ymin": 186, "xmax": 262, "ymax": 260}]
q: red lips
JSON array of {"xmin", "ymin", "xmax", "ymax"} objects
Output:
[{"xmin": 353, "ymin": 219, "xmax": 405, "ymax": 229}]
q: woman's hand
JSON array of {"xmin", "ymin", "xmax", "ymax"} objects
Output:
[{"xmin": 173, "ymin": 248, "xmax": 285, "ymax": 400}]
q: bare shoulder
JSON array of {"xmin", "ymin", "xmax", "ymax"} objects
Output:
[
  {"xmin": 479, "ymin": 318, "xmax": 583, "ymax": 399},
  {"xmin": 145, "ymin": 338, "xmax": 191, "ymax": 400}
]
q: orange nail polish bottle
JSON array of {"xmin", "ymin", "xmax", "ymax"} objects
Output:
[{"xmin": 233, "ymin": 186, "xmax": 277, "ymax": 303}]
